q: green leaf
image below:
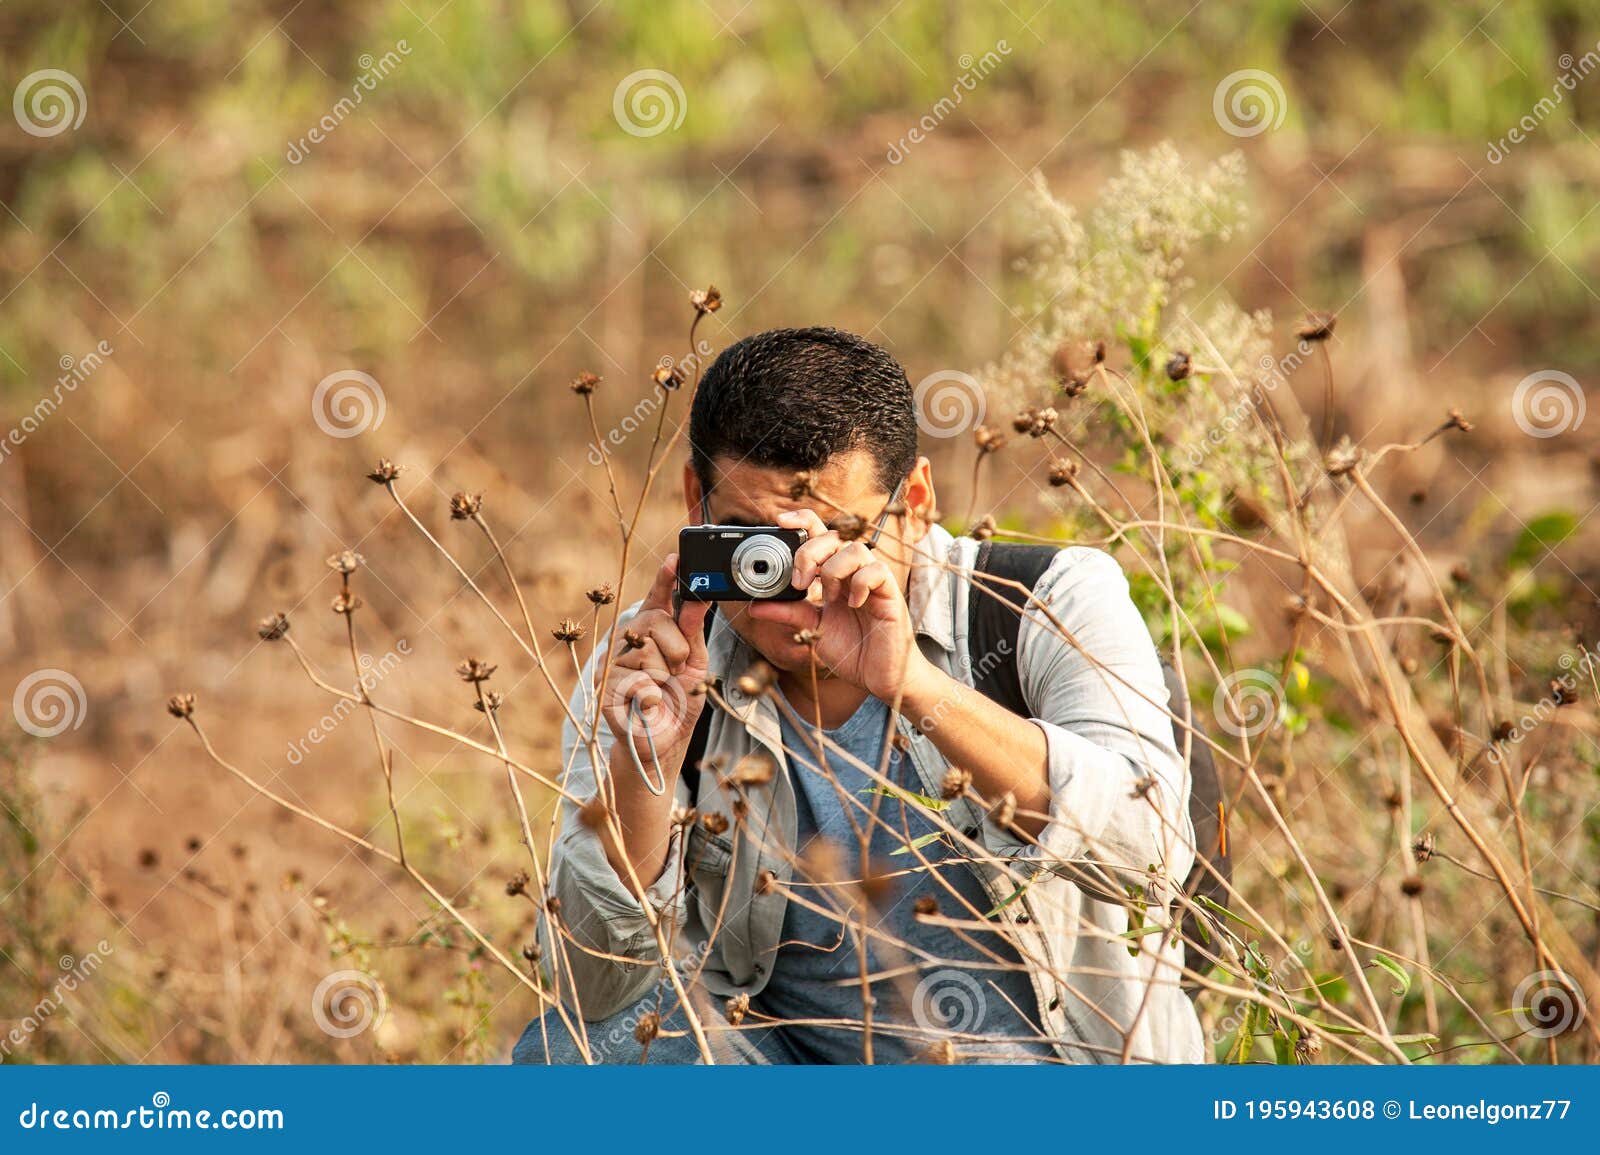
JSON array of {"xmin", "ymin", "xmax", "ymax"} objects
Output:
[
  {"xmin": 1508, "ymin": 510, "xmax": 1578, "ymax": 568},
  {"xmin": 1196, "ymin": 894, "xmax": 1260, "ymax": 933},
  {"xmin": 889, "ymin": 831, "xmax": 947, "ymax": 856},
  {"xmin": 858, "ymin": 784, "xmax": 950, "ymax": 811},
  {"xmin": 984, "ymin": 884, "xmax": 1031, "ymax": 918},
  {"xmin": 1273, "ymin": 1028, "xmax": 1296, "ymax": 1066},
  {"xmin": 1371, "ymin": 953, "xmax": 1411, "ymax": 998}
]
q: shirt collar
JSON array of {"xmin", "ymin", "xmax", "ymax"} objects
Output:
[{"xmin": 906, "ymin": 521, "xmax": 957, "ymax": 653}]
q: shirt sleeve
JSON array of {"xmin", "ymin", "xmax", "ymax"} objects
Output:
[
  {"xmin": 996, "ymin": 547, "xmax": 1194, "ymax": 895},
  {"xmin": 541, "ymin": 601, "xmax": 692, "ymax": 1020}
]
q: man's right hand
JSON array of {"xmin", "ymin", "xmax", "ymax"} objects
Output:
[{"xmin": 598, "ymin": 554, "xmax": 712, "ymax": 775}]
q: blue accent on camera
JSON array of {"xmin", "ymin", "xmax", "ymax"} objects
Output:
[{"xmin": 687, "ymin": 572, "xmax": 729, "ymax": 593}]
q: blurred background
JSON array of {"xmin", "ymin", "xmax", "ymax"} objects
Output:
[{"xmin": 2, "ymin": 0, "xmax": 1598, "ymax": 1063}]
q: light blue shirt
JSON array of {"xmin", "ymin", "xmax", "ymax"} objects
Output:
[{"xmin": 751, "ymin": 692, "xmax": 1056, "ymax": 1063}]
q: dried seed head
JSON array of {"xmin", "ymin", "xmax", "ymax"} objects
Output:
[
  {"xmin": 585, "ymin": 583, "xmax": 616, "ymax": 606},
  {"xmin": 327, "ymin": 549, "xmax": 365, "ymax": 575},
  {"xmin": 577, "ymin": 795, "xmax": 610, "ymax": 830},
  {"xmin": 940, "ymin": 766, "xmax": 972, "ymax": 801},
  {"xmin": 473, "ymin": 690, "xmax": 504, "ymax": 713},
  {"xmin": 830, "ymin": 512, "xmax": 866, "ymax": 541},
  {"xmin": 505, "ymin": 870, "xmax": 530, "ymax": 897},
  {"xmin": 1444, "ymin": 408, "xmax": 1473, "ymax": 433},
  {"xmin": 1295, "ymin": 1032, "xmax": 1322, "ymax": 1062},
  {"xmin": 754, "ymin": 868, "xmax": 776, "ymax": 895},
  {"xmin": 971, "ymin": 515, "xmax": 996, "ymax": 542},
  {"xmin": 166, "ymin": 692, "xmax": 196, "ymax": 719},
  {"xmin": 731, "ymin": 754, "xmax": 775, "ymax": 787},
  {"xmin": 794, "ymin": 627, "xmax": 823, "ymax": 647},
  {"xmin": 1412, "ymin": 832, "xmax": 1436, "ymax": 864},
  {"xmin": 991, "ymin": 791, "xmax": 1017, "ymax": 829},
  {"xmin": 1399, "ymin": 874, "xmax": 1424, "ymax": 897},
  {"xmin": 1551, "ymin": 678, "xmax": 1578, "ymax": 706},
  {"xmin": 633, "ymin": 1010, "xmax": 661, "ymax": 1044},
  {"xmin": 331, "ymin": 590, "xmax": 363, "ymax": 616},
  {"xmin": 913, "ymin": 895, "xmax": 939, "ymax": 918},
  {"xmin": 1165, "ymin": 351, "xmax": 1192, "ymax": 381},
  {"xmin": 859, "ymin": 863, "xmax": 895, "ymax": 908},
  {"xmin": 973, "ymin": 425, "xmax": 1007, "ymax": 454},
  {"xmin": 1051, "ymin": 339, "xmax": 1101, "ymax": 395},
  {"xmin": 701, "ymin": 812, "xmax": 730, "ymax": 836},
  {"xmin": 1492, "ymin": 719, "xmax": 1516, "ymax": 742},
  {"xmin": 449, "ymin": 492, "xmax": 483, "ymax": 520},
  {"xmin": 1323, "ymin": 437, "xmax": 1361, "ymax": 478},
  {"xmin": 257, "ymin": 612, "xmax": 290, "ymax": 641},
  {"xmin": 521, "ymin": 941, "xmax": 542, "ymax": 965},
  {"xmin": 922, "ymin": 1039, "xmax": 957, "ymax": 1065},
  {"xmin": 891, "ymin": 731, "xmax": 912, "ymax": 753},
  {"xmin": 569, "ymin": 371, "xmax": 601, "ymax": 395},
  {"xmin": 456, "ymin": 657, "xmax": 497, "ymax": 684},
  {"xmin": 788, "ymin": 470, "xmax": 815, "ymax": 499},
  {"xmin": 689, "ymin": 284, "xmax": 723, "ymax": 315},
  {"xmin": 736, "ymin": 660, "xmax": 777, "ymax": 697},
  {"xmin": 1296, "ymin": 311, "xmax": 1337, "ymax": 342},
  {"xmin": 621, "ymin": 629, "xmax": 646, "ymax": 652},
  {"xmin": 1449, "ymin": 562, "xmax": 1470, "ymax": 588},
  {"xmin": 652, "ymin": 363, "xmax": 685, "ymax": 391},
  {"xmin": 670, "ymin": 805, "xmax": 697, "ymax": 828},
  {"xmin": 1047, "ymin": 459, "xmax": 1079, "ymax": 488},
  {"xmin": 367, "ymin": 458, "xmax": 403, "ymax": 484},
  {"xmin": 725, "ymin": 993, "xmax": 749, "ymax": 1026},
  {"xmin": 552, "ymin": 618, "xmax": 586, "ymax": 644},
  {"xmin": 544, "ymin": 895, "xmax": 561, "ymax": 916}
]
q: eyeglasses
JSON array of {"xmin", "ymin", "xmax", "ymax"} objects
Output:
[{"xmin": 699, "ymin": 477, "xmax": 907, "ymax": 547}]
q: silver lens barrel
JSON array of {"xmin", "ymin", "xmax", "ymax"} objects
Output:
[{"xmin": 730, "ymin": 534, "xmax": 795, "ymax": 598}]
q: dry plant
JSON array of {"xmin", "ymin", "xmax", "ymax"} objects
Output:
[{"xmin": 167, "ymin": 146, "xmax": 1596, "ymax": 1065}]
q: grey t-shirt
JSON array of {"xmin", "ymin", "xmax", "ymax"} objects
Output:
[{"xmin": 751, "ymin": 692, "xmax": 1056, "ymax": 1063}]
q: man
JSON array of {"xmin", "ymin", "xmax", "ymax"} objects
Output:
[{"xmin": 515, "ymin": 326, "xmax": 1203, "ymax": 1064}]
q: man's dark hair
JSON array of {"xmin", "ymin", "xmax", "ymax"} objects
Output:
[{"xmin": 689, "ymin": 326, "xmax": 917, "ymax": 495}]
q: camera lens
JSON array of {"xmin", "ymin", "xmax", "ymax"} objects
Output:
[{"xmin": 731, "ymin": 534, "xmax": 793, "ymax": 598}]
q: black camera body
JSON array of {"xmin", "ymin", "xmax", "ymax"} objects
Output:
[{"xmin": 677, "ymin": 525, "xmax": 809, "ymax": 601}]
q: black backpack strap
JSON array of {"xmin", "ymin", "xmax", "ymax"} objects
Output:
[
  {"xmin": 967, "ymin": 540, "xmax": 1060, "ymax": 710},
  {"xmin": 968, "ymin": 541, "xmax": 1230, "ymax": 986}
]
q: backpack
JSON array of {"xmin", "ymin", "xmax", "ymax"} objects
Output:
[{"xmin": 678, "ymin": 540, "xmax": 1228, "ymax": 980}]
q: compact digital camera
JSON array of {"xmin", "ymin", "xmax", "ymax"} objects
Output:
[{"xmin": 676, "ymin": 525, "xmax": 809, "ymax": 601}]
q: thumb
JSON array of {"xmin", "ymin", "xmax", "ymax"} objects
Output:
[{"xmin": 677, "ymin": 599, "xmax": 712, "ymax": 670}]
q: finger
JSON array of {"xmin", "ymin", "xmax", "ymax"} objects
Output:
[
  {"xmin": 676, "ymin": 599, "xmax": 711, "ymax": 668},
  {"xmin": 846, "ymin": 560, "xmax": 893, "ymax": 609},
  {"xmin": 790, "ymin": 533, "xmax": 843, "ymax": 589},
  {"xmin": 817, "ymin": 542, "xmax": 875, "ymax": 602},
  {"xmin": 643, "ymin": 616, "xmax": 692, "ymax": 673},
  {"xmin": 639, "ymin": 554, "xmax": 679, "ymax": 613},
  {"xmin": 745, "ymin": 599, "xmax": 819, "ymax": 632}
]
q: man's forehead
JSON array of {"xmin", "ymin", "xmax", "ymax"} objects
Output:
[{"xmin": 706, "ymin": 451, "xmax": 880, "ymax": 518}]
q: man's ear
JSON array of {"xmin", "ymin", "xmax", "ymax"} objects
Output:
[
  {"xmin": 683, "ymin": 461, "xmax": 703, "ymax": 522},
  {"xmin": 904, "ymin": 455, "xmax": 936, "ymax": 537}
]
